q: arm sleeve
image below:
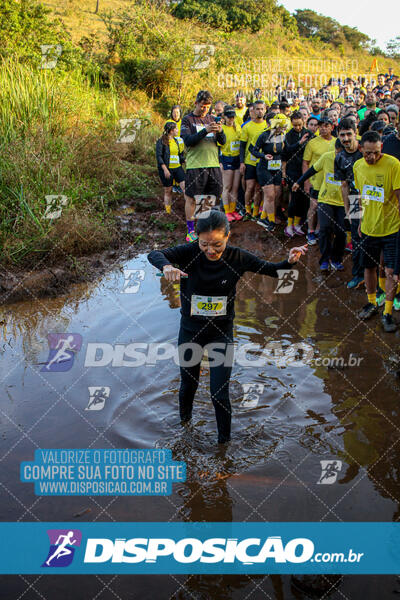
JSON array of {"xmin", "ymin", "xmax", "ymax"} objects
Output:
[
  {"xmin": 240, "ymin": 140, "xmax": 246, "ymax": 163},
  {"xmin": 147, "ymin": 244, "xmax": 195, "ymax": 272},
  {"xmin": 216, "ymin": 129, "xmax": 226, "ymax": 145},
  {"xmin": 296, "ymin": 166, "xmax": 317, "ymax": 186},
  {"xmin": 250, "ymin": 132, "xmax": 266, "ymax": 159},
  {"xmin": 239, "ymin": 248, "xmax": 291, "ymax": 277},
  {"xmin": 334, "ymin": 154, "xmax": 346, "ymax": 181},
  {"xmin": 180, "ymin": 118, "xmax": 208, "ymax": 147},
  {"xmin": 155, "ymin": 139, "xmax": 164, "ymax": 166}
]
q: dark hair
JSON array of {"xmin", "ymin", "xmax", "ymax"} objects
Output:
[
  {"xmin": 338, "ymin": 117, "xmax": 357, "ymax": 132},
  {"xmin": 162, "ymin": 122, "xmax": 178, "ymax": 145},
  {"xmin": 371, "ymin": 120, "xmax": 386, "ymax": 132},
  {"xmin": 290, "ymin": 110, "xmax": 303, "ymax": 121},
  {"xmin": 377, "ymin": 109, "xmax": 389, "ymax": 119},
  {"xmin": 195, "ymin": 210, "xmax": 230, "ymax": 236},
  {"xmin": 307, "ymin": 116, "xmax": 319, "ymax": 125},
  {"xmin": 169, "ymin": 105, "xmax": 181, "ymax": 120},
  {"xmin": 254, "ymin": 99, "xmax": 265, "ymax": 106},
  {"xmin": 195, "ymin": 90, "xmax": 212, "ymax": 104},
  {"xmin": 361, "ymin": 130, "xmax": 381, "ymax": 145},
  {"xmin": 394, "ymin": 92, "xmax": 400, "ymax": 101},
  {"xmin": 358, "ymin": 111, "xmax": 378, "ymax": 136},
  {"xmin": 279, "ymin": 101, "xmax": 289, "ymax": 111}
]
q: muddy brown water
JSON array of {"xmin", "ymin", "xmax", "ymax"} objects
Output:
[{"xmin": 1, "ymin": 231, "xmax": 400, "ymax": 598}]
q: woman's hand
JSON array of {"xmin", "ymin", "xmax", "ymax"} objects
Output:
[
  {"xmin": 288, "ymin": 244, "xmax": 308, "ymax": 264},
  {"xmin": 162, "ymin": 165, "xmax": 171, "ymax": 178},
  {"xmin": 265, "ymin": 154, "xmax": 273, "ymax": 160},
  {"xmin": 292, "ymin": 182, "xmax": 300, "ymax": 192},
  {"xmin": 163, "ymin": 264, "xmax": 188, "ymax": 281}
]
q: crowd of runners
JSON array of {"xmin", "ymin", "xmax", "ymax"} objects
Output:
[{"xmin": 155, "ymin": 72, "xmax": 400, "ymax": 334}]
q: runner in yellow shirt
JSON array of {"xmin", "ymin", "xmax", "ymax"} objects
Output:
[
  {"xmin": 165, "ymin": 105, "xmax": 182, "ymax": 136},
  {"xmin": 354, "ymin": 130, "xmax": 400, "ymax": 332},
  {"xmin": 239, "ymin": 100, "xmax": 267, "ymax": 219},
  {"xmin": 303, "ymin": 117, "xmax": 336, "ymax": 244},
  {"xmin": 218, "ymin": 106, "xmax": 242, "ymax": 222},
  {"xmin": 293, "ymin": 140, "xmax": 345, "ymax": 270}
]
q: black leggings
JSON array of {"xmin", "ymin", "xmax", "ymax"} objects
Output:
[{"xmin": 177, "ymin": 318, "xmax": 234, "ymax": 443}]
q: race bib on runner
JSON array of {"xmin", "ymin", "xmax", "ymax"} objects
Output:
[
  {"xmin": 361, "ymin": 184, "xmax": 384, "ymax": 203},
  {"xmin": 169, "ymin": 154, "xmax": 179, "ymax": 165},
  {"xmin": 230, "ymin": 140, "xmax": 240, "ymax": 153},
  {"xmin": 326, "ymin": 172, "xmax": 341, "ymax": 186},
  {"xmin": 249, "ymin": 152, "xmax": 258, "ymax": 162},
  {"xmin": 191, "ymin": 295, "xmax": 227, "ymax": 316},
  {"xmin": 268, "ymin": 159, "xmax": 282, "ymax": 170}
]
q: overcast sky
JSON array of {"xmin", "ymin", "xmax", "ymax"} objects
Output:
[{"xmin": 280, "ymin": 0, "xmax": 399, "ymax": 51}]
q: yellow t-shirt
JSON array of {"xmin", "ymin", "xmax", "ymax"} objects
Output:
[
  {"xmin": 314, "ymin": 151, "xmax": 343, "ymax": 207},
  {"xmin": 354, "ymin": 154, "xmax": 400, "ymax": 237},
  {"xmin": 219, "ymin": 124, "xmax": 240, "ymax": 157},
  {"xmin": 168, "ymin": 137, "xmax": 184, "ymax": 169},
  {"xmin": 303, "ymin": 136, "xmax": 336, "ymax": 190},
  {"xmin": 165, "ymin": 119, "xmax": 181, "ymax": 136},
  {"xmin": 240, "ymin": 120, "xmax": 267, "ymax": 166},
  {"xmin": 234, "ymin": 106, "xmax": 247, "ymax": 126}
]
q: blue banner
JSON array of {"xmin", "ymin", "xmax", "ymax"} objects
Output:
[{"xmin": 0, "ymin": 522, "xmax": 399, "ymax": 574}]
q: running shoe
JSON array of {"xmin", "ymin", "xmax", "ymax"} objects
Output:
[
  {"xmin": 394, "ymin": 295, "xmax": 400, "ymax": 311},
  {"xmin": 307, "ymin": 232, "xmax": 317, "ymax": 245},
  {"xmin": 231, "ymin": 211, "xmax": 243, "ymax": 221},
  {"xmin": 243, "ymin": 213, "xmax": 254, "ymax": 221},
  {"xmin": 345, "ymin": 242, "xmax": 353, "ymax": 252},
  {"xmin": 320, "ymin": 261, "xmax": 330, "ymax": 271},
  {"xmin": 376, "ymin": 291, "xmax": 386, "ymax": 307},
  {"xmin": 284, "ymin": 225, "xmax": 294, "ymax": 238},
  {"xmin": 185, "ymin": 231, "xmax": 198, "ymax": 243},
  {"xmin": 381, "ymin": 313, "xmax": 397, "ymax": 333},
  {"xmin": 330, "ymin": 261, "xmax": 344, "ymax": 271},
  {"xmin": 172, "ymin": 185, "xmax": 182, "ymax": 194},
  {"xmin": 225, "ymin": 212, "xmax": 235, "ymax": 222},
  {"xmin": 347, "ymin": 276, "xmax": 364, "ymax": 289},
  {"xmin": 293, "ymin": 225, "xmax": 304, "ymax": 236},
  {"xmin": 257, "ymin": 217, "xmax": 270, "ymax": 229},
  {"xmin": 358, "ymin": 303, "xmax": 378, "ymax": 320}
]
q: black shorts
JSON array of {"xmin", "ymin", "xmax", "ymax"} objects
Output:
[
  {"xmin": 257, "ymin": 164, "xmax": 282, "ymax": 186},
  {"xmin": 185, "ymin": 167, "xmax": 223, "ymax": 199},
  {"xmin": 158, "ymin": 166, "xmax": 185, "ymax": 188},
  {"xmin": 221, "ymin": 155, "xmax": 240, "ymax": 171},
  {"xmin": 361, "ymin": 231, "xmax": 398, "ymax": 269},
  {"xmin": 244, "ymin": 164, "xmax": 258, "ymax": 180}
]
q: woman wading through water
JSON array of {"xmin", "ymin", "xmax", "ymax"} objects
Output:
[{"xmin": 148, "ymin": 211, "xmax": 307, "ymax": 443}]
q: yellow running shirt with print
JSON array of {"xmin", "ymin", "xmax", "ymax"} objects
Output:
[
  {"xmin": 354, "ymin": 153, "xmax": 400, "ymax": 237},
  {"xmin": 219, "ymin": 125, "xmax": 240, "ymax": 157},
  {"xmin": 303, "ymin": 136, "xmax": 336, "ymax": 191},
  {"xmin": 314, "ymin": 151, "xmax": 343, "ymax": 206},
  {"xmin": 240, "ymin": 121, "xmax": 267, "ymax": 166}
]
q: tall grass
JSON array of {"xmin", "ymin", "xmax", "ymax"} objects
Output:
[{"xmin": 0, "ymin": 59, "xmax": 158, "ymax": 267}]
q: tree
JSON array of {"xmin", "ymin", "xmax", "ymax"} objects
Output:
[
  {"xmin": 386, "ymin": 36, "xmax": 400, "ymax": 59},
  {"xmin": 294, "ymin": 9, "xmax": 369, "ymax": 50}
]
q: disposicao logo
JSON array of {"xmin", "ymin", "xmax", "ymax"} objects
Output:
[{"xmin": 42, "ymin": 529, "xmax": 82, "ymax": 567}]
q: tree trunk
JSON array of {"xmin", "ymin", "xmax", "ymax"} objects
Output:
[{"xmin": 95, "ymin": 0, "xmax": 100, "ymax": 14}]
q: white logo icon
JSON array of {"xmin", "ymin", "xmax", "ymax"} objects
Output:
[
  {"xmin": 44, "ymin": 195, "xmax": 68, "ymax": 220},
  {"xmin": 121, "ymin": 269, "xmax": 145, "ymax": 294},
  {"xmin": 317, "ymin": 460, "xmax": 342, "ymax": 484},
  {"xmin": 86, "ymin": 386, "xmax": 111, "ymax": 411},
  {"xmin": 117, "ymin": 119, "xmax": 141, "ymax": 143},
  {"xmin": 240, "ymin": 383, "xmax": 264, "ymax": 408},
  {"xmin": 41, "ymin": 44, "xmax": 62, "ymax": 69},
  {"xmin": 192, "ymin": 44, "xmax": 215, "ymax": 70}
]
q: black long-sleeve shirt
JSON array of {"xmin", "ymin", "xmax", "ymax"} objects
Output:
[
  {"xmin": 148, "ymin": 243, "xmax": 291, "ymax": 322},
  {"xmin": 250, "ymin": 131, "xmax": 285, "ymax": 168}
]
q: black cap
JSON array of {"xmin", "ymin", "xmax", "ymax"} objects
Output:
[
  {"xmin": 223, "ymin": 105, "xmax": 236, "ymax": 118},
  {"xmin": 319, "ymin": 116, "xmax": 333, "ymax": 125}
]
